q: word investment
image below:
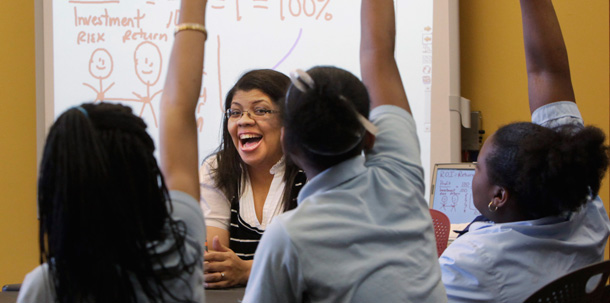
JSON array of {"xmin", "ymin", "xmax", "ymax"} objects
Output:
[{"xmin": 73, "ymin": 7, "xmax": 168, "ymax": 44}]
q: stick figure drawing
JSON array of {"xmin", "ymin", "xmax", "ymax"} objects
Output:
[{"xmin": 83, "ymin": 48, "xmax": 115, "ymax": 102}]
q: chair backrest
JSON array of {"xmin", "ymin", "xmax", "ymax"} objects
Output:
[
  {"xmin": 1, "ymin": 284, "xmax": 21, "ymax": 292},
  {"xmin": 524, "ymin": 260, "xmax": 610, "ymax": 303},
  {"xmin": 429, "ymin": 209, "xmax": 450, "ymax": 257}
]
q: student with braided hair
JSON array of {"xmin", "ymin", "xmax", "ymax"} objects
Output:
[
  {"xmin": 242, "ymin": 0, "xmax": 446, "ymax": 302},
  {"xmin": 18, "ymin": 102, "xmax": 206, "ymax": 303},
  {"xmin": 439, "ymin": 1, "xmax": 610, "ymax": 302},
  {"xmin": 17, "ymin": 0, "xmax": 208, "ymax": 302}
]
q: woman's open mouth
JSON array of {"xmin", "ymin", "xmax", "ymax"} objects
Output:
[{"xmin": 239, "ymin": 134, "xmax": 263, "ymax": 152}]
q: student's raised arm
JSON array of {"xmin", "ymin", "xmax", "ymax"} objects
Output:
[
  {"xmin": 159, "ymin": 0, "xmax": 208, "ymax": 199},
  {"xmin": 360, "ymin": 0, "xmax": 409, "ymax": 112},
  {"xmin": 520, "ymin": 0, "xmax": 575, "ymax": 113}
]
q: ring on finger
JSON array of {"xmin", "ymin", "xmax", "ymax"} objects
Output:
[{"xmin": 220, "ymin": 272, "xmax": 225, "ymax": 279}]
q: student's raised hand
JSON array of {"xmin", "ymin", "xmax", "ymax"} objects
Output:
[{"xmin": 204, "ymin": 236, "xmax": 252, "ymax": 288}]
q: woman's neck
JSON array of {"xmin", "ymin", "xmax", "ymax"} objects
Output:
[
  {"xmin": 247, "ymin": 163, "xmax": 275, "ymax": 185},
  {"xmin": 246, "ymin": 163, "xmax": 277, "ymax": 224},
  {"xmin": 491, "ymin": 203, "xmax": 532, "ymax": 224}
]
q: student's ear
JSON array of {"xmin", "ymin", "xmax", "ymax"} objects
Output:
[
  {"xmin": 492, "ymin": 186, "xmax": 510, "ymax": 209},
  {"xmin": 364, "ymin": 132, "xmax": 376, "ymax": 152}
]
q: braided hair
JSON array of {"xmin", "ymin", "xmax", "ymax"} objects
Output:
[{"xmin": 38, "ymin": 103, "xmax": 197, "ymax": 303}]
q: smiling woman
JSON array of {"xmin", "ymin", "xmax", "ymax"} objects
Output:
[
  {"xmin": 227, "ymin": 90, "xmax": 283, "ymax": 169},
  {"xmin": 199, "ymin": 69, "xmax": 306, "ymax": 289}
]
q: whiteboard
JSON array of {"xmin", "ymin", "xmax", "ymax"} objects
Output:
[{"xmin": 39, "ymin": 0, "xmax": 461, "ymax": 199}]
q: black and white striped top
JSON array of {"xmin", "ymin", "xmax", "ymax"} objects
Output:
[{"xmin": 229, "ymin": 171, "xmax": 306, "ymax": 260}]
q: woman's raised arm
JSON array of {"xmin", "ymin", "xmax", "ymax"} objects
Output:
[
  {"xmin": 520, "ymin": 0, "xmax": 575, "ymax": 113},
  {"xmin": 360, "ymin": 0, "xmax": 410, "ymax": 112},
  {"xmin": 159, "ymin": 0, "xmax": 208, "ymax": 199}
]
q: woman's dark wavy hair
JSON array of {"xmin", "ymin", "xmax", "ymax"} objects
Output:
[
  {"xmin": 211, "ymin": 69, "xmax": 301, "ymax": 211},
  {"xmin": 486, "ymin": 122, "xmax": 609, "ymax": 220},
  {"xmin": 38, "ymin": 103, "xmax": 197, "ymax": 303},
  {"xmin": 283, "ymin": 66, "xmax": 370, "ymax": 170}
]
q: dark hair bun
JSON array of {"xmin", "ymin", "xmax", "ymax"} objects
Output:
[
  {"xmin": 284, "ymin": 66, "xmax": 370, "ymax": 161},
  {"xmin": 488, "ymin": 122, "xmax": 609, "ymax": 219}
]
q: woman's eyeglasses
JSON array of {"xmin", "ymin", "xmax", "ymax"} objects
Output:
[{"xmin": 225, "ymin": 108, "xmax": 280, "ymax": 120}]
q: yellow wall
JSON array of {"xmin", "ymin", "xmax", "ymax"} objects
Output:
[
  {"xmin": 460, "ymin": 0, "xmax": 610, "ymax": 257},
  {"xmin": 0, "ymin": 2, "xmax": 39, "ymax": 285}
]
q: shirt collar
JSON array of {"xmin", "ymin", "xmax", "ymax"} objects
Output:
[
  {"xmin": 269, "ymin": 157, "xmax": 285, "ymax": 175},
  {"xmin": 470, "ymin": 212, "xmax": 570, "ymax": 232},
  {"xmin": 297, "ymin": 155, "xmax": 367, "ymax": 204}
]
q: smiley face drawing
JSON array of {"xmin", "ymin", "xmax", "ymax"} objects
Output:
[
  {"xmin": 128, "ymin": 41, "xmax": 164, "ymax": 127},
  {"xmin": 134, "ymin": 41, "xmax": 162, "ymax": 86},
  {"xmin": 89, "ymin": 49, "xmax": 114, "ymax": 80},
  {"xmin": 83, "ymin": 48, "xmax": 115, "ymax": 102}
]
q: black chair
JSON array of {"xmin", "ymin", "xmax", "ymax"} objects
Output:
[
  {"xmin": 524, "ymin": 260, "xmax": 610, "ymax": 303},
  {"xmin": 1, "ymin": 284, "xmax": 21, "ymax": 292}
]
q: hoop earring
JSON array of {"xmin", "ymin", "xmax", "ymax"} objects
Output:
[{"xmin": 488, "ymin": 201, "xmax": 498, "ymax": 212}]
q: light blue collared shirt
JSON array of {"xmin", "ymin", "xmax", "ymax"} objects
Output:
[
  {"xmin": 439, "ymin": 101, "xmax": 610, "ymax": 303},
  {"xmin": 243, "ymin": 105, "xmax": 447, "ymax": 303}
]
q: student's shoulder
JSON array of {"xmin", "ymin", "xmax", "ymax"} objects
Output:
[
  {"xmin": 370, "ymin": 105, "xmax": 414, "ymax": 123},
  {"xmin": 200, "ymin": 154, "xmax": 220, "ymax": 178},
  {"xmin": 367, "ymin": 104, "xmax": 422, "ymax": 173},
  {"xmin": 270, "ymin": 200, "xmax": 342, "ymax": 250},
  {"xmin": 22, "ymin": 264, "xmax": 50, "ymax": 288},
  {"xmin": 369, "ymin": 105, "xmax": 418, "ymax": 145},
  {"xmin": 256, "ymin": 214, "xmax": 299, "ymax": 259},
  {"xmin": 169, "ymin": 190, "xmax": 206, "ymax": 234},
  {"xmin": 441, "ymin": 226, "xmax": 503, "ymax": 263},
  {"xmin": 18, "ymin": 264, "xmax": 54, "ymax": 303},
  {"xmin": 170, "ymin": 190, "xmax": 202, "ymax": 212},
  {"xmin": 439, "ymin": 232, "xmax": 502, "ymax": 292},
  {"xmin": 265, "ymin": 206, "xmax": 319, "ymax": 244}
]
